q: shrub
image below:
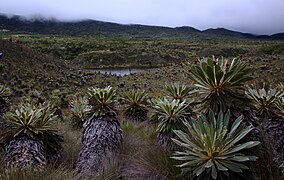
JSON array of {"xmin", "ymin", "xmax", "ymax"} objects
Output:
[
  {"xmin": 0, "ymin": 102, "xmax": 63, "ymax": 160},
  {"xmin": 188, "ymin": 58, "xmax": 252, "ymax": 113},
  {"xmin": 164, "ymin": 82, "xmax": 193, "ymax": 100},
  {"xmin": 88, "ymin": 86, "xmax": 117, "ymax": 117},
  {"xmin": 124, "ymin": 90, "xmax": 148, "ymax": 121},
  {"xmin": 172, "ymin": 110, "xmax": 260, "ymax": 179},
  {"xmin": 70, "ymin": 95, "xmax": 92, "ymax": 128},
  {"xmin": 246, "ymin": 84, "xmax": 284, "ymax": 118}
]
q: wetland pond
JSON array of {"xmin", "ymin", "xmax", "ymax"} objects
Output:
[{"xmin": 91, "ymin": 67, "xmax": 146, "ymax": 76}]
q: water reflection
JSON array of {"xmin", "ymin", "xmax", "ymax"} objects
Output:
[{"xmin": 91, "ymin": 68, "xmax": 143, "ymax": 76}]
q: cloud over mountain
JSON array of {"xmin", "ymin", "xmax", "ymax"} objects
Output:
[{"xmin": 1, "ymin": 0, "xmax": 284, "ymax": 35}]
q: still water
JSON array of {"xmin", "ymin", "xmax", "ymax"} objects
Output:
[{"xmin": 91, "ymin": 68, "xmax": 143, "ymax": 76}]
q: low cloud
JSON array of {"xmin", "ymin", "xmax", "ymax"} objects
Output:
[{"xmin": 0, "ymin": 0, "xmax": 284, "ymax": 35}]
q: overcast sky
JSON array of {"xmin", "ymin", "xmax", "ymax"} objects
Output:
[{"xmin": 0, "ymin": 0, "xmax": 284, "ymax": 35}]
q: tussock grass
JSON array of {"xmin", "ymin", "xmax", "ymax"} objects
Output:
[
  {"xmin": 0, "ymin": 164, "xmax": 74, "ymax": 180},
  {"xmin": 58, "ymin": 122, "xmax": 82, "ymax": 169},
  {"xmin": 118, "ymin": 119, "xmax": 180, "ymax": 179}
]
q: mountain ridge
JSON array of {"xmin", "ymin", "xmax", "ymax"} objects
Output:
[{"xmin": 0, "ymin": 14, "xmax": 283, "ymax": 40}]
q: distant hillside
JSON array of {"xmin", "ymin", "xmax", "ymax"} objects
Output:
[
  {"xmin": 1, "ymin": 14, "xmax": 284, "ymax": 40},
  {"xmin": 0, "ymin": 14, "xmax": 200, "ymax": 38},
  {"xmin": 269, "ymin": 33, "xmax": 284, "ymax": 40},
  {"xmin": 203, "ymin": 28, "xmax": 258, "ymax": 39}
]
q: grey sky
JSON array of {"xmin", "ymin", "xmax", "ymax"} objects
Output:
[{"xmin": 0, "ymin": 0, "xmax": 284, "ymax": 35}]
